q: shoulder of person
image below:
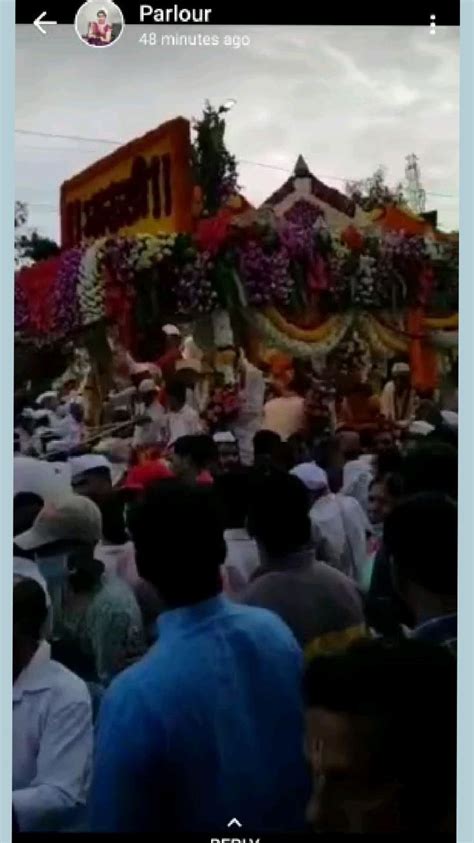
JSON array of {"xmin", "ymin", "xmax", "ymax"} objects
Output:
[
  {"xmin": 234, "ymin": 588, "xmax": 302, "ymax": 644},
  {"xmin": 100, "ymin": 644, "xmax": 162, "ymax": 714},
  {"xmin": 313, "ymin": 558, "xmax": 363, "ymax": 592},
  {"xmin": 339, "ymin": 493, "xmax": 369, "ymax": 519},
  {"xmin": 47, "ymin": 659, "xmax": 92, "ymax": 708}
]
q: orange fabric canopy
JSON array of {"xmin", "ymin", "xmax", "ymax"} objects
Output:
[{"xmin": 371, "ymin": 205, "xmax": 452, "ymax": 241}]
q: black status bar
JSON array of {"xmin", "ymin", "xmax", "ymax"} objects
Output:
[{"xmin": 16, "ymin": 0, "xmax": 460, "ymax": 26}]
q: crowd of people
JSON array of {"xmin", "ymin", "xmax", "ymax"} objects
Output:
[{"xmin": 12, "ymin": 324, "xmax": 458, "ymax": 834}]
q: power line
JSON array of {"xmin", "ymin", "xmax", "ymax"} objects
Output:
[
  {"xmin": 15, "ymin": 128, "xmax": 459, "ymax": 200},
  {"xmin": 16, "ymin": 129, "xmax": 120, "ymax": 146}
]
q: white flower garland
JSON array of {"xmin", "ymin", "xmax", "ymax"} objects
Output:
[
  {"xmin": 77, "ymin": 239, "xmax": 107, "ymax": 326},
  {"xmin": 130, "ymin": 233, "xmax": 179, "ymax": 272}
]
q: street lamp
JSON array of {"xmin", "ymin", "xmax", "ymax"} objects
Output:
[{"xmin": 218, "ymin": 99, "xmax": 237, "ymax": 114}]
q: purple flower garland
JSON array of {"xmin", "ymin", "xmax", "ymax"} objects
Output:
[
  {"xmin": 52, "ymin": 247, "xmax": 83, "ymax": 335},
  {"xmin": 238, "ymin": 240, "xmax": 293, "ymax": 306}
]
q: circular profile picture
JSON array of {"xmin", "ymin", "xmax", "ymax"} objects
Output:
[{"xmin": 75, "ymin": 0, "xmax": 125, "ymax": 48}]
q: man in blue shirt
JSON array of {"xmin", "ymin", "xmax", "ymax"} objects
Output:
[{"xmin": 89, "ymin": 479, "xmax": 310, "ymax": 833}]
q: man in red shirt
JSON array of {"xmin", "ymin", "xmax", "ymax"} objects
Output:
[{"xmin": 156, "ymin": 325, "xmax": 183, "ymax": 383}]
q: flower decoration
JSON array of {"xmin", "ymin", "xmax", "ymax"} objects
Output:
[
  {"xmin": 284, "ymin": 201, "xmax": 324, "ymax": 229},
  {"xmin": 175, "ymin": 250, "xmax": 219, "ymax": 316},
  {"xmin": 238, "ymin": 240, "xmax": 293, "ymax": 306},
  {"xmin": 77, "ymin": 240, "xmax": 107, "ymax": 325},
  {"xmin": 53, "ymin": 247, "xmax": 83, "ymax": 335},
  {"xmin": 204, "ymin": 384, "xmax": 239, "ymax": 432},
  {"xmin": 278, "ymin": 219, "xmax": 314, "ymax": 262},
  {"xmin": 14, "ymin": 207, "xmax": 458, "ymax": 348},
  {"xmin": 353, "ymin": 254, "xmax": 378, "ymax": 307},
  {"xmin": 14, "ymin": 278, "xmax": 30, "ymax": 333}
]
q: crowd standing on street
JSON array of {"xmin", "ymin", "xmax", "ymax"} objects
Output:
[{"xmin": 12, "ymin": 326, "xmax": 457, "ymax": 834}]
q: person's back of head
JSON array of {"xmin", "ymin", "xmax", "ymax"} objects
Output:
[
  {"xmin": 14, "ymin": 492, "xmax": 43, "ymax": 538},
  {"xmin": 14, "ymin": 577, "xmax": 48, "ymax": 642},
  {"xmin": 100, "ymin": 493, "xmax": 129, "ymax": 545},
  {"xmin": 402, "ymin": 441, "xmax": 457, "ymax": 499},
  {"xmin": 416, "ymin": 399, "xmax": 443, "ymax": 428},
  {"xmin": 167, "ymin": 379, "xmax": 187, "ymax": 411},
  {"xmin": 337, "ymin": 429, "xmax": 361, "ymax": 463},
  {"xmin": 375, "ymin": 446, "xmax": 404, "ymax": 480},
  {"xmin": 286, "ymin": 433, "xmax": 311, "ymax": 467},
  {"xmin": 172, "ymin": 435, "xmax": 218, "ymax": 480},
  {"xmin": 214, "ymin": 468, "xmax": 252, "ymax": 530},
  {"xmin": 253, "ymin": 429, "xmax": 282, "ymax": 466},
  {"xmin": 314, "ymin": 437, "xmax": 343, "ymax": 493},
  {"xmin": 128, "ymin": 479, "xmax": 226, "ymax": 607},
  {"xmin": 303, "ymin": 637, "xmax": 456, "ymax": 832},
  {"xmin": 13, "ymin": 578, "xmax": 49, "ymax": 681},
  {"xmin": 247, "ymin": 470, "xmax": 311, "ymax": 558},
  {"xmin": 384, "ymin": 492, "xmax": 457, "ymax": 602}
]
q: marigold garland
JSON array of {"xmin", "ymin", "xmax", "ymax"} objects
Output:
[
  {"xmin": 250, "ymin": 310, "xmax": 353, "ymax": 358},
  {"xmin": 264, "ymin": 307, "xmax": 348, "ymax": 343}
]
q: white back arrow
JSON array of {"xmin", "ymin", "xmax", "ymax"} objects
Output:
[{"xmin": 34, "ymin": 12, "xmax": 58, "ymax": 35}]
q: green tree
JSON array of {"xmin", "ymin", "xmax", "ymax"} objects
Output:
[
  {"xmin": 15, "ymin": 201, "xmax": 60, "ymax": 266},
  {"xmin": 345, "ymin": 167, "xmax": 405, "ymax": 212},
  {"xmin": 191, "ymin": 101, "xmax": 239, "ymax": 216}
]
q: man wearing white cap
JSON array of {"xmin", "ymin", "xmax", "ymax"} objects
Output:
[
  {"xmin": 14, "ymin": 456, "xmax": 72, "ymax": 502},
  {"xmin": 69, "ymin": 454, "xmax": 113, "ymax": 508},
  {"xmin": 380, "ymin": 362, "xmax": 416, "ymax": 424},
  {"xmin": 156, "ymin": 324, "xmax": 183, "ymax": 382},
  {"xmin": 132, "ymin": 379, "xmax": 167, "ymax": 449},
  {"xmin": 291, "ymin": 461, "xmax": 370, "ymax": 583}
]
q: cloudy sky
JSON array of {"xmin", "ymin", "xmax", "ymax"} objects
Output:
[{"xmin": 16, "ymin": 23, "xmax": 459, "ymax": 241}]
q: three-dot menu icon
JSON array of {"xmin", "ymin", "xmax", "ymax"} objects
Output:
[{"xmin": 430, "ymin": 14, "xmax": 436, "ymax": 35}]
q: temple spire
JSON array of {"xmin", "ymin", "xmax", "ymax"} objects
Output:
[{"xmin": 294, "ymin": 155, "xmax": 310, "ymax": 177}]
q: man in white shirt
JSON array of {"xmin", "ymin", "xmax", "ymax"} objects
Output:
[
  {"xmin": 380, "ymin": 361, "xmax": 416, "ymax": 424},
  {"xmin": 291, "ymin": 462, "xmax": 369, "ymax": 583},
  {"xmin": 166, "ymin": 380, "xmax": 202, "ymax": 446},
  {"xmin": 132, "ymin": 379, "xmax": 168, "ymax": 448},
  {"xmin": 231, "ymin": 354, "xmax": 266, "ymax": 465},
  {"xmin": 46, "ymin": 403, "xmax": 84, "ymax": 455},
  {"xmin": 338, "ymin": 430, "xmax": 375, "ymax": 515},
  {"xmin": 13, "ymin": 579, "xmax": 93, "ymax": 832},
  {"xmin": 215, "ymin": 470, "xmax": 260, "ymax": 593}
]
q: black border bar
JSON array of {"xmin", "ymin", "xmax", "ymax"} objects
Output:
[
  {"xmin": 17, "ymin": 1, "xmax": 460, "ymax": 26},
  {"xmin": 16, "ymin": 834, "xmax": 456, "ymax": 842}
]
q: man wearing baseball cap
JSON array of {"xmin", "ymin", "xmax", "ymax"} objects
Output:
[
  {"xmin": 14, "ymin": 495, "xmax": 103, "ymax": 620},
  {"xmin": 15, "ymin": 495, "xmax": 103, "ymax": 554}
]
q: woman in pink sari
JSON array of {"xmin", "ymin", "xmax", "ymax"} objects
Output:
[{"xmin": 87, "ymin": 10, "xmax": 112, "ymax": 46}]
